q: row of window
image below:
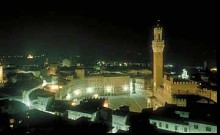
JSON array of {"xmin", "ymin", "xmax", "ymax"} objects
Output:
[
  {"xmin": 154, "ymin": 121, "xmax": 212, "ymax": 132},
  {"xmin": 157, "ymin": 122, "xmax": 188, "ymax": 132},
  {"xmin": 194, "ymin": 125, "xmax": 211, "ymax": 131}
]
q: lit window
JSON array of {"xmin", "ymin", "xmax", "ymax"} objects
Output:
[
  {"xmin": 165, "ymin": 124, "xmax": 168, "ymax": 129},
  {"xmin": 184, "ymin": 127, "xmax": 187, "ymax": 132},
  {"xmin": 152, "ymin": 122, "xmax": 157, "ymax": 126},
  {"xmin": 159, "ymin": 122, "xmax": 162, "ymax": 127},
  {"xmin": 194, "ymin": 125, "xmax": 198, "ymax": 129},
  {"xmin": 175, "ymin": 126, "xmax": 178, "ymax": 130},
  {"xmin": 206, "ymin": 127, "xmax": 211, "ymax": 132}
]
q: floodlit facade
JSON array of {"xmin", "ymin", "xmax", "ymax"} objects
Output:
[
  {"xmin": 56, "ymin": 74, "xmax": 131, "ymax": 100},
  {"xmin": 150, "ymin": 74, "xmax": 217, "ymax": 108},
  {"xmin": 62, "ymin": 59, "xmax": 71, "ymax": 67},
  {"xmin": 149, "ymin": 23, "xmax": 217, "ymax": 109},
  {"xmin": 0, "ymin": 65, "xmax": 3, "ymax": 82},
  {"xmin": 149, "ymin": 106, "xmax": 217, "ymax": 133},
  {"xmin": 36, "ymin": 96, "xmax": 53, "ymax": 111},
  {"xmin": 67, "ymin": 110, "xmax": 97, "ymax": 121},
  {"xmin": 112, "ymin": 114, "xmax": 129, "ymax": 133},
  {"xmin": 149, "ymin": 118, "xmax": 217, "ymax": 133},
  {"xmin": 0, "ymin": 65, "xmax": 6, "ymax": 87},
  {"xmin": 152, "ymin": 22, "xmax": 165, "ymax": 92}
]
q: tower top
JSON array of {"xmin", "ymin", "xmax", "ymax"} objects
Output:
[
  {"xmin": 155, "ymin": 19, "xmax": 162, "ymax": 28},
  {"xmin": 157, "ymin": 20, "xmax": 160, "ymax": 26}
]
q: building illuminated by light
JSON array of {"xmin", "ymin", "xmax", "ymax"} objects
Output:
[
  {"xmin": 148, "ymin": 22, "xmax": 217, "ymax": 110},
  {"xmin": 0, "ymin": 64, "xmax": 6, "ymax": 87},
  {"xmin": 0, "ymin": 65, "xmax": 3, "ymax": 82},
  {"xmin": 45, "ymin": 64, "xmax": 58, "ymax": 75},
  {"xmin": 152, "ymin": 21, "xmax": 165, "ymax": 91},
  {"xmin": 56, "ymin": 73, "xmax": 131, "ymax": 100}
]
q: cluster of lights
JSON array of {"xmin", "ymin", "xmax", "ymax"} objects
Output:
[
  {"xmin": 97, "ymin": 61, "xmax": 105, "ymax": 66},
  {"xmin": 164, "ymin": 64, "xmax": 173, "ymax": 68},
  {"xmin": 0, "ymin": 54, "xmax": 45, "ymax": 59},
  {"xmin": 97, "ymin": 61, "xmax": 129, "ymax": 67},
  {"xmin": 119, "ymin": 62, "xmax": 128, "ymax": 67},
  {"xmin": 0, "ymin": 55, "xmax": 24, "ymax": 58},
  {"xmin": 210, "ymin": 67, "xmax": 217, "ymax": 72},
  {"xmin": 27, "ymin": 54, "xmax": 33, "ymax": 59}
]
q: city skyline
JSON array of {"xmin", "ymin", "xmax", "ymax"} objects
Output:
[
  {"xmin": 0, "ymin": 2, "xmax": 217, "ymax": 133},
  {"xmin": 0, "ymin": 0, "xmax": 216, "ymax": 66}
]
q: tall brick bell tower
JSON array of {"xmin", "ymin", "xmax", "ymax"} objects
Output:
[{"xmin": 152, "ymin": 20, "xmax": 165, "ymax": 94}]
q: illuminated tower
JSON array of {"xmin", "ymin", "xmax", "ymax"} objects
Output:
[
  {"xmin": 152, "ymin": 21, "xmax": 165, "ymax": 92},
  {"xmin": 0, "ymin": 65, "xmax": 3, "ymax": 82}
]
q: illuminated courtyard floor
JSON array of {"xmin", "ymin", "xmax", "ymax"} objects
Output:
[{"xmin": 100, "ymin": 93, "xmax": 148, "ymax": 112}]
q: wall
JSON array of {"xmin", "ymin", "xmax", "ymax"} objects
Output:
[
  {"xmin": 67, "ymin": 110, "xmax": 97, "ymax": 121},
  {"xmin": 149, "ymin": 119, "xmax": 217, "ymax": 133},
  {"xmin": 188, "ymin": 121, "xmax": 217, "ymax": 133},
  {"xmin": 112, "ymin": 115, "xmax": 129, "ymax": 133},
  {"xmin": 149, "ymin": 119, "xmax": 189, "ymax": 133}
]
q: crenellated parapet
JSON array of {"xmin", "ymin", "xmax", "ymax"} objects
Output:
[{"xmin": 173, "ymin": 81, "xmax": 197, "ymax": 85}]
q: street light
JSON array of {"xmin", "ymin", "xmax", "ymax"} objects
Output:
[
  {"xmin": 86, "ymin": 87, "xmax": 94, "ymax": 93},
  {"xmin": 74, "ymin": 89, "xmax": 80, "ymax": 96}
]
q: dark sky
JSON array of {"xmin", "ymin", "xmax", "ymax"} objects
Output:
[{"xmin": 0, "ymin": 0, "xmax": 216, "ymax": 66}]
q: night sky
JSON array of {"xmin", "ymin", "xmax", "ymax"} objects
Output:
[{"xmin": 0, "ymin": 0, "xmax": 216, "ymax": 66}]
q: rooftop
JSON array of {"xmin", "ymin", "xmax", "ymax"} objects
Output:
[{"xmin": 151, "ymin": 103, "xmax": 217, "ymax": 125}]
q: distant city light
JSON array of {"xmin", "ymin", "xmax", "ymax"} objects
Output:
[
  {"xmin": 9, "ymin": 118, "xmax": 15, "ymax": 124},
  {"xmin": 164, "ymin": 64, "xmax": 173, "ymax": 68},
  {"xmin": 181, "ymin": 69, "xmax": 189, "ymax": 79},
  {"xmin": 170, "ymin": 71, "xmax": 176, "ymax": 75},
  {"xmin": 210, "ymin": 67, "xmax": 217, "ymax": 72},
  {"xmin": 27, "ymin": 54, "xmax": 33, "ymax": 59}
]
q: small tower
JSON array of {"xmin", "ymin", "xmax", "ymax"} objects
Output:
[
  {"xmin": 0, "ymin": 64, "xmax": 3, "ymax": 82},
  {"xmin": 152, "ymin": 20, "xmax": 165, "ymax": 93},
  {"xmin": 0, "ymin": 64, "xmax": 5, "ymax": 88}
]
